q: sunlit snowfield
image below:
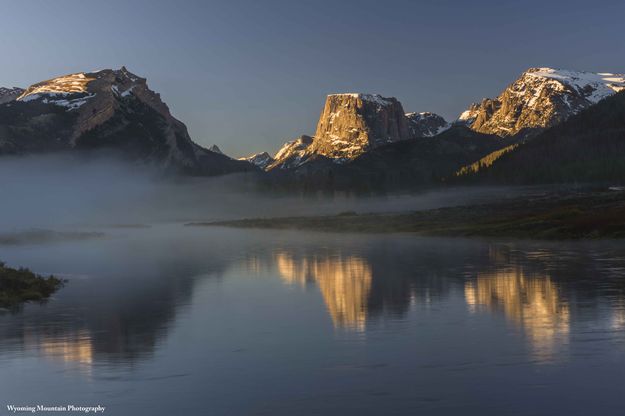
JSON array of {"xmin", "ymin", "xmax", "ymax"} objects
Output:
[{"xmin": 1, "ymin": 224, "xmax": 625, "ymax": 415}]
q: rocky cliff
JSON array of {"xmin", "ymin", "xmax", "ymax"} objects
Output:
[
  {"xmin": 308, "ymin": 93, "xmax": 411, "ymax": 161},
  {"xmin": 266, "ymin": 94, "xmax": 449, "ymax": 171},
  {"xmin": 459, "ymin": 67, "xmax": 625, "ymax": 137}
]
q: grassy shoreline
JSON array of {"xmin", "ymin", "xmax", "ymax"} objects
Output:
[
  {"xmin": 0, "ymin": 262, "xmax": 64, "ymax": 308},
  {"xmin": 188, "ymin": 190, "xmax": 625, "ymax": 239}
]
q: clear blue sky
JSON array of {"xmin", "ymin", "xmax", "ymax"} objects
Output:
[{"xmin": 1, "ymin": 0, "xmax": 624, "ymax": 157}]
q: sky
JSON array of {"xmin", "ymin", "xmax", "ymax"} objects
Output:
[{"xmin": 1, "ymin": 0, "xmax": 624, "ymax": 157}]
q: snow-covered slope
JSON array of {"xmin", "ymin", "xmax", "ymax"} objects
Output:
[
  {"xmin": 459, "ymin": 67, "xmax": 625, "ymax": 136},
  {"xmin": 239, "ymin": 152, "xmax": 275, "ymax": 170},
  {"xmin": 406, "ymin": 112, "xmax": 450, "ymax": 137},
  {"xmin": 0, "ymin": 87, "xmax": 24, "ymax": 104},
  {"xmin": 267, "ymin": 135, "xmax": 314, "ymax": 170}
]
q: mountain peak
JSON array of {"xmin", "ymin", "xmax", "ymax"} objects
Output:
[
  {"xmin": 239, "ymin": 152, "xmax": 275, "ymax": 170},
  {"xmin": 15, "ymin": 67, "xmax": 146, "ymax": 106},
  {"xmin": 405, "ymin": 112, "xmax": 450, "ymax": 137},
  {"xmin": 459, "ymin": 67, "xmax": 625, "ymax": 136},
  {"xmin": 0, "ymin": 67, "xmax": 254, "ymax": 176},
  {"xmin": 208, "ymin": 144, "xmax": 224, "ymax": 154},
  {"xmin": 524, "ymin": 67, "xmax": 625, "ymax": 98},
  {"xmin": 308, "ymin": 93, "xmax": 410, "ymax": 160}
]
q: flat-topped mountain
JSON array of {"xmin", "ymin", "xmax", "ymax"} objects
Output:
[
  {"xmin": 459, "ymin": 67, "xmax": 625, "ymax": 137},
  {"xmin": 266, "ymin": 94, "xmax": 448, "ymax": 171},
  {"xmin": 308, "ymin": 93, "xmax": 412, "ymax": 161},
  {"xmin": 0, "ymin": 68, "xmax": 254, "ymax": 175}
]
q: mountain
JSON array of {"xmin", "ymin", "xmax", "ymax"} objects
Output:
[
  {"xmin": 406, "ymin": 112, "xmax": 450, "ymax": 137},
  {"xmin": 267, "ymin": 135, "xmax": 314, "ymax": 170},
  {"xmin": 266, "ymin": 126, "xmax": 508, "ymax": 191},
  {"xmin": 267, "ymin": 94, "xmax": 448, "ymax": 171},
  {"xmin": 0, "ymin": 87, "xmax": 24, "ymax": 104},
  {"xmin": 307, "ymin": 93, "xmax": 412, "ymax": 161},
  {"xmin": 0, "ymin": 68, "xmax": 255, "ymax": 176},
  {"xmin": 239, "ymin": 152, "xmax": 275, "ymax": 170},
  {"xmin": 459, "ymin": 68, "xmax": 625, "ymax": 137},
  {"xmin": 459, "ymin": 90, "xmax": 625, "ymax": 184}
]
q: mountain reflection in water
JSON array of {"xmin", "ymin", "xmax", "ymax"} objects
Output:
[
  {"xmin": 2, "ymin": 226, "xmax": 625, "ymax": 416},
  {"xmin": 274, "ymin": 252, "xmax": 372, "ymax": 330},
  {"xmin": 248, "ymin": 239, "xmax": 624, "ymax": 364},
  {"xmin": 465, "ymin": 269, "xmax": 570, "ymax": 362}
]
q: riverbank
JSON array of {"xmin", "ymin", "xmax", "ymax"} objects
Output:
[{"xmin": 189, "ymin": 189, "xmax": 625, "ymax": 239}]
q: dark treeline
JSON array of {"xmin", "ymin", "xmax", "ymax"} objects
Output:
[{"xmin": 459, "ymin": 91, "xmax": 625, "ymax": 185}]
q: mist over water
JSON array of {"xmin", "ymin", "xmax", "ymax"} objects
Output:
[{"xmin": 0, "ymin": 154, "xmax": 531, "ymax": 234}]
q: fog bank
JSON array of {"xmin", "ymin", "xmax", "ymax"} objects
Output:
[{"xmin": 0, "ymin": 154, "xmax": 534, "ymax": 233}]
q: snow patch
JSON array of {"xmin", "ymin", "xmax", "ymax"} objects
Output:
[
  {"xmin": 18, "ymin": 73, "xmax": 96, "ymax": 101},
  {"xmin": 17, "ymin": 91, "xmax": 95, "ymax": 110},
  {"xmin": 525, "ymin": 68, "xmax": 625, "ymax": 104},
  {"xmin": 328, "ymin": 93, "xmax": 393, "ymax": 106}
]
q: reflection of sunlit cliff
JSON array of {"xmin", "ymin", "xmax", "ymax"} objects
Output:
[
  {"xmin": 465, "ymin": 268, "xmax": 569, "ymax": 361},
  {"xmin": 611, "ymin": 299, "xmax": 625, "ymax": 330},
  {"xmin": 274, "ymin": 252, "xmax": 372, "ymax": 330},
  {"xmin": 25, "ymin": 329, "xmax": 94, "ymax": 366}
]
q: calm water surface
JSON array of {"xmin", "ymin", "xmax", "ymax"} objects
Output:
[{"xmin": 1, "ymin": 225, "xmax": 625, "ymax": 415}]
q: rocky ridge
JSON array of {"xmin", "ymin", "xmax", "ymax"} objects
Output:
[
  {"xmin": 239, "ymin": 152, "xmax": 275, "ymax": 170},
  {"xmin": 0, "ymin": 68, "xmax": 254, "ymax": 175},
  {"xmin": 267, "ymin": 135, "xmax": 314, "ymax": 170},
  {"xmin": 459, "ymin": 67, "xmax": 625, "ymax": 136}
]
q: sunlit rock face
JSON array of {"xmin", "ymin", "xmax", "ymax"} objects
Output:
[
  {"xmin": 459, "ymin": 68, "xmax": 625, "ymax": 137},
  {"xmin": 34, "ymin": 330, "xmax": 94, "ymax": 366},
  {"xmin": 266, "ymin": 94, "xmax": 450, "ymax": 171},
  {"xmin": 266, "ymin": 135, "xmax": 313, "ymax": 170},
  {"xmin": 465, "ymin": 268, "xmax": 570, "ymax": 362},
  {"xmin": 0, "ymin": 68, "xmax": 255, "ymax": 175},
  {"xmin": 274, "ymin": 251, "xmax": 372, "ymax": 330},
  {"xmin": 11, "ymin": 67, "xmax": 196, "ymax": 163},
  {"xmin": 239, "ymin": 152, "xmax": 275, "ymax": 170},
  {"xmin": 309, "ymin": 93, "xmax": 412, "ymax": 161}
]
